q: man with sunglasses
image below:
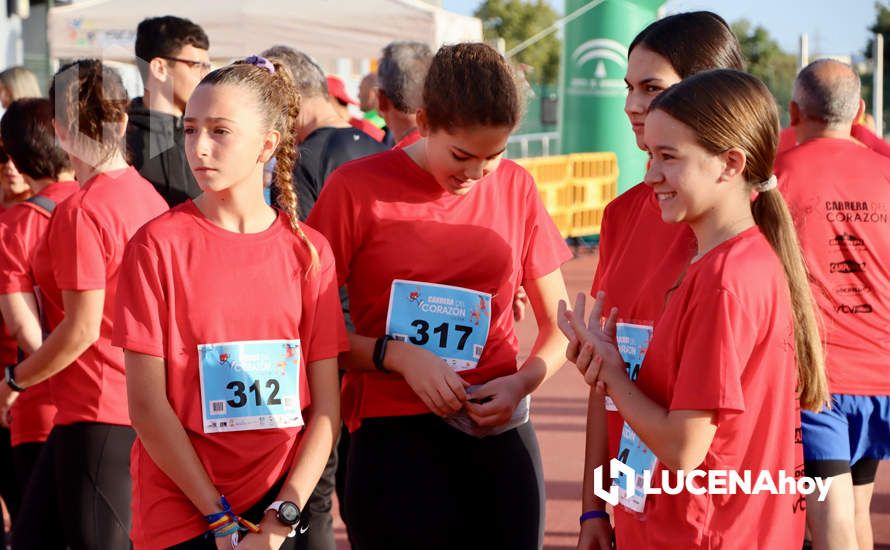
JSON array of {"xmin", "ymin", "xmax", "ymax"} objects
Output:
[{"xmin": 127, "ymin": 16, "xmax": 210, "ymax": 206}]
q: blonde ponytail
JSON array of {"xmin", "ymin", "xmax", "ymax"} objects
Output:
[{"xmin": 753, "ymin": 189, "xmax": 829, "ymax": 411}]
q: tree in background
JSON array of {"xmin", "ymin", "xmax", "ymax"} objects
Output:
[
  {"xmin": 732, "ymin": 19, "xmax": 799, "ymax": 126},
  {"xmin": 474, "ymin": 0, "xmax": 561, "ymax": 85},
  {"xmin": 863, "ymin": 2, "xmax": 890, "ymax": 133}
]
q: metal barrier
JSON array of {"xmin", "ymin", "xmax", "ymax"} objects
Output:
[
  {"xmin": 515, "ymin": 152, "xmax": 618, "ymax": 237},
  {"xmin": 507, "ymin": 131, "xmax": 561, "ymax": 158}
]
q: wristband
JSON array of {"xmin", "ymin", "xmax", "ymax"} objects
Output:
[
  {"xmin": 373, "ymin": 335, "xmax": 394, "ymax": 373},
  {"xmin": 580, "ymin": 510, "xmax": 609, "ymax": 524},
  {"xmin": 206, "ymin": 495, "xmax": 261, "ymax": 538}
]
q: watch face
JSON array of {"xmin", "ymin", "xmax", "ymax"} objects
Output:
[{"xmin": 279, "ymin": 501, "xmax": 300, "ymax": 525}]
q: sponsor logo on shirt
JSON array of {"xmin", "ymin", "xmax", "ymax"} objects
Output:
[
  {"xmin": 825, "ymin": 200, "xmax": 888, "ymax": 223},
  {"xmin": 834, "ymin": 285, "xmax": 872, "ymax": 296},
  {"xmin": 829, "ymin": 260, "xmax": 866, "ymax": 274},
  {"xmin": 828, "ymin": 232, "xmax": 866, "ymax": 249},
  {"xmin": 836, "ymin": 303, "xmax": 873, "ymax": 314}
]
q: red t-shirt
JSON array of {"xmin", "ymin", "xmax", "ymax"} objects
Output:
[
  {"xmin": 850, "ymin": 123, "xmax": 890, "ymax": 158},
  {"xmin": 349, "ymin": 117, "xmax": 385, "ymax": 143},
  {"xmin": 777, "ymin": 126, "xmax": 797, "ymax": 154},
  {"xmin": 614, "ymin": 227, "xmax": 804, "ymax": 549},
  {"xmin": 394, "ymin": 129, "xmax": 422, "ymax": 149},
  {"xmin": 776, "ymin": 138, "xmax": 890, "ymax": 395},
  {"xmin": 33, "ymin": 167, "xmax": 168, "ymax": 426},
  {"xmin": 112, "ymin": 202, "xmax": 348, "ymax": 548},
  {"xmin": 778, "ymin": 124, "xmax": 890, "ymax": 158},
  {"xmin": 0, "ymin": 181, "xmax": 79, "ymax": 445},
  {"xmin": 591, "ymin": 182, "xmax": 697, "ymax": 456},
  {"xmin": 0, "ymin": 201, "xmax": 20, "ymax": 370},
  {"xmin": 307, "ymin": 149, "xmax": 572, "ymax": 431}
]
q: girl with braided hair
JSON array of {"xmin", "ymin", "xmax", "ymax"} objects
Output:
[{"xmin": 113, "ymin": 56, "xmax": 345, "ymax": 549}]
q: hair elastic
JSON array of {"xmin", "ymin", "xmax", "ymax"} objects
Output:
[
  {"xmin": 243, "ymin": 55, "xmax": 275, "ymax": 74},
  {"xmin": 756, "ymin": 174, "xmax": 777, "ymax": 192}
]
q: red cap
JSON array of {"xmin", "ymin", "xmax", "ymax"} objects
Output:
[{"xmin": 326, "ymin": 75, "xmax": 358, "ymax": 105}]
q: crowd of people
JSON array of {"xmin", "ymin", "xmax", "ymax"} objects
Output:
[{"xmin": 0, "ymin": 8, "xmax": 885, "ymax": 550}]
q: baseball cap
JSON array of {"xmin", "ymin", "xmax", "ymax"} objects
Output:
[{"xmin": 326, "ymin": 75, "xmax": 358, "ymax": 105}]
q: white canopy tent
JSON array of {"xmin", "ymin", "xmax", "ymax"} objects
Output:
[{"xmin": 48, "ymin": 0, "xmax": 483, "ymax": 68}]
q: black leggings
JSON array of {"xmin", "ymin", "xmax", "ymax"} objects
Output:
[
  {"xmin": 12, "ymin": 441, "xmax": 44, "ymax": 498},
  {"xmin": 13, "ymin": 423, "xmax": 135, "ymax": 550},
  {"xmin": 344, "ymin": 414, "xmax": 545, "ymax": 550}
]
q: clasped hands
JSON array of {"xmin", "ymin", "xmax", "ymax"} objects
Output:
[
  {"xmin": 557, "ymin": 291, "xmax": 627, "ymax": 395},
  {"xmin": 387, "ymin": 340, "xmax": 525, "ymax": 427}
]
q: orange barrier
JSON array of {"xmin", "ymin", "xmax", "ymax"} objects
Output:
[{"xmin": 515, "ymin": 152, "xmax": 618, "ymax": 237}]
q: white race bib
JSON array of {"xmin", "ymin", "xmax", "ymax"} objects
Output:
[
  {"xmin": 616, "ymin": 422, "xmax": 658, "ymax": 513},
  {"xmin": 198, "ymin": 339, "xmax": 303, "ymax": 433},
  {"xmin": 605, "ymin": 322, "xmax": 653, "ymax": 411},
  {"xmin": 386, "ymin": 280, "xmax": 492, "ymax": 372}
]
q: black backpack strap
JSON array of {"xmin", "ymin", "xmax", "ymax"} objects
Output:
[{"xmin": 24, "ymin": 195, "xmax": 57, "ymax": 216}]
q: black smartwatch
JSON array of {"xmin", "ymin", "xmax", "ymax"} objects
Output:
[
  {"xmin": 373, "ymin": 335, "xmax": 394, "ymax": 372},
  {"xmin": 266, "ymin": 500, "xmax": 301, "ymax": 536},
  {"xmin": 5, "ymin": 365, "xmax": 25, "ymax": 393}
]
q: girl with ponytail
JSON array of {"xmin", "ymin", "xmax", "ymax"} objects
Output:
[
  {"xmin": 3, "ymin": 59, "xmax": 168, "ymax": 549},
  {"xmin": 562, "ymin": 69, "xmax": 828, "ymax": 549},
  {"xmin": 113, "ymin": 56, "xmax": 346, "ymax": 549}
]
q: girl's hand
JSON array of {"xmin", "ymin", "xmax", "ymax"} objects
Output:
[
  {"xmin": 232, "ymin": 514, "xmax": 292, "ymax": 549},
  {"xmin": 464, "ymin": 374, "xmax": 526, "ymax": 427},
  {"xmin": 557, "ymin": 298, "xmax": 582, "ymax": 364},
  {"xmin": 560, "ymin": 292, "xmax": 624, "ymax": 390},
  {"xmin": 0, "ymin": 383, "xmax": 18, "ymax": 428},
  {"xmin": 387, "ymin": 341, "xmax": 470, "ymax": 417},
  {"xmin": 577, "ymin": 516, "xmax": 613, "ymax": 550},
  {"xmin": 512, "ymin": 286, "xmax": 529, "ymax": 322}
]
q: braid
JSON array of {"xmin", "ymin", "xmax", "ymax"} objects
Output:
[{"xmin": 268, "ymin": 62, "xmax": 319, "ymax": 272}]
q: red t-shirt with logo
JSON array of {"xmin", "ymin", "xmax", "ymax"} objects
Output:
[
  {"xmin": 776, "ymin": 138, "xmax": 890, "ymax": 395},
  {"xmin": 614, "ymin": 227, "xmax": 804, "ymax": 549},
  {"xmin": 0, "ymin": 181, "xmax": 79, "ymax": 444},
  {"xmin": 33, "ymin": 167, "xmax": 167, "ymax": 426},
  {"xmin": 591, "ymin": 182, "xmax": 697, "ymax": 455},
  {"xmin": 113, "ymin": 202, "xmax": 348, "ymax": 548},
  {"xmin": 307, "ymin": 149, "xmax": 572, "ymax": 431}
]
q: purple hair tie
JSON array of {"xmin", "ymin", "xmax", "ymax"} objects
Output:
[{"xmin": 244, "ymin": 55, "xmax": 275, "ymax": 74}]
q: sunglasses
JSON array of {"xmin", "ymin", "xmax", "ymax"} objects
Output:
[{"xmin": 160, "ymin": 56, "xmax": 212, "ymax": 72}]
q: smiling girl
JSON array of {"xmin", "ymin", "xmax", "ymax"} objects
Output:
[
  {"xmin": 306, "ymin": 43, "xmax": 571, "ymax": 549},
  {"xmin": 563, "ymin": 69, "xmax": 828, "ymax": 549},
  {"xmin": 566, "ymin": 13, "xmax": 746, "ymax": 548},
  {"xmin": 113, "ymin": 57, "xmax": 345, "ymax": 549}
]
